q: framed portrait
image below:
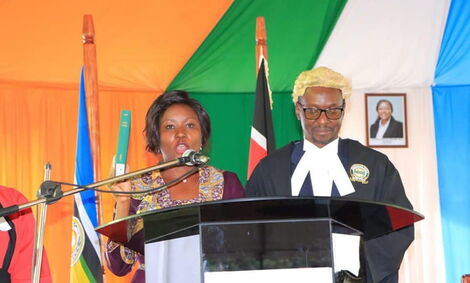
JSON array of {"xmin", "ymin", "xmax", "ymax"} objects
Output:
[{"xmin": 365, "ymin": 93, "xmax": 408, "ymax": 148}]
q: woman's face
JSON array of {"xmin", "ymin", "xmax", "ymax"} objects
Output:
[
  {"xmin": 158, "ymin": 104, "xmax": 203, "ymax": 161},
  {"xmin": 377, "ymin": 101, "xmax": 392, "ymax": 121}
]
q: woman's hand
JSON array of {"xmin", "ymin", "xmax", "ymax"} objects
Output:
[
  {"xmin": 111, "ymin": 181, "xmax": 132, "ymax": 219},
  {"xmin": 111, "ymin": 181, "xmax": 132, "ymax": 202},
  {"xmin": 109, "ymin": 155, "xmax": 132, "ymax": 219}
]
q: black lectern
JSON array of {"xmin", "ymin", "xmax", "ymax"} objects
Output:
[{"xmin": 97, "ymin": 197, "xmax": 423, "ymax": 283}]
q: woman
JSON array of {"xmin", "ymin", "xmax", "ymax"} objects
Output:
[
  {"xmin": 106, "ymin": 90, "xmax": 244, "ymax": 283},
  {"xmin": 370, "ymin": 99, "xmax": 403, "ymax": 139}
]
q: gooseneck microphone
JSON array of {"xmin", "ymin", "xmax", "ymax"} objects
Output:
[
  {"xmin": 0, "ymin": 150, "xmax": 211, "ymax": 218},
  {"xmin": 180, "ymin": 149, "xmax": 210, "ymax": 165}
]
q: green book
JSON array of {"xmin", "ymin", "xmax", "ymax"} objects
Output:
[{"xmin": 115, "ymin": 110, "xmax": 131, "ymax": 176}]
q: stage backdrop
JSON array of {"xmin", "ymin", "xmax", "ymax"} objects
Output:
[{"xmin": 1, "ymin": 0, "xmax": 470, "ymax": 282}]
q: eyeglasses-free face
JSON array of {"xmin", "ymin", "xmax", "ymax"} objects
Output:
[{"xmin": 158, "ymin": 104, "xmax": 203, "ymax": 162}]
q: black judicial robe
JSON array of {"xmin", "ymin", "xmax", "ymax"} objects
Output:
[{"xmin": 245, "ymin": 138, "xmax": 414, "ymax": 283}]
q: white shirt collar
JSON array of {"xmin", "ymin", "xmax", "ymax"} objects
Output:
[
  {"xmin": 291, "ymin": 138, "xmax": 355, "ymax": 197},
  {"xmin": 303, "ymin": 137, "xmax": 339, "ymax": 155},
  {"xmin": 376, "ymin": 119, "xmax": 391, "ymax": 139}
]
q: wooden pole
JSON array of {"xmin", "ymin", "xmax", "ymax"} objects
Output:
[
  {"xmin": 82, "ymin": 15, "xmax": 101, "ymax": 180},
  {"xmin": 256, "ymin": 16, "xmax": 268, "ymax": 74},
  {"xmin": 82, "ymin": 14, "xmax": 106, "ymax": 278},
  {"xmin": 255, "ymin": 16, "xmax": 272, "ymax": 108}
]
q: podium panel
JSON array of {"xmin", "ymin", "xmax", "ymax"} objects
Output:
[
  {"xmin": 96, "ymin": 197, "xmax": 424, "ymax": 283},
  {"xmin": 144, "ymin": 218, "xmax": 360, "ymax": 282},
  {"xmin": 205, "ymin": 267, "xmax": 333, "ymax": 283},
  {"xmin": 202, "ymin": 220, "xmax": 335, "ymax": 271},
  {"xmin": 145, "ymin": 235, "xmax": 200, "ymax": 283},
  {"xmin": 202, "ymin": 219, "xmax": 361, "ymax": 283}
]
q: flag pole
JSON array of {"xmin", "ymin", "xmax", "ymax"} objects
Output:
[
  {"xmin": 255, "ymin": 16, "xmax": 272, "ymax": 108},
  {"xmin": 256, "ymin": 16, "xmax": 268, "ymax": 74},
  {"xmin": 82, "ymin": 14, "xmax": 106, "ymax": 278},
  {"xmin": 247, "ymin": 17, "xmax": 275, "ymax": 179}
]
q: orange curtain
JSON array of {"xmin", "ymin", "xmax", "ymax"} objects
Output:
[
  {"xmin": 0, "ymin": 0, "xmax": 234, "ymax": 281},
  {"xmin": 0, "ymin": 0, "xmax": 233, "ymax": 90},
  {"xmin": 0, "ymin": 82, "xmax": 160, "ymax": 282}
]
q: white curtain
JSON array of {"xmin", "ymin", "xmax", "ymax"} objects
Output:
[
  {"xmin": 316, "ymin": 0, "xmax": 449, "ymax": 89},
  {"xmin": 339, "ymin": 87, "xmax": 445, "ymax": 283},
  {"xmin": 314, "ymin": 0, "xmax": 451, "ymax": 282}
]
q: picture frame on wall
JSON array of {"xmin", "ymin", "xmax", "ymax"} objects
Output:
[{"xmin": 365, "ymin": 93, "xmax": 408, "ymax": 148}]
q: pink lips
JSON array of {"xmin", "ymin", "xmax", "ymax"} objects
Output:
[{"xmin": 175, "ymin": 143, "xmax": 189, "ymax": 155}]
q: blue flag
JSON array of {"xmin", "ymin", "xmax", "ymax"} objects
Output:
[{"xmin": 70, "ymin": 68, "xmax": 102, "ymax": 283}]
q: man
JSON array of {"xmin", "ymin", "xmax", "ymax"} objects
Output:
[
  {"xmin": 246, "ymin": 67, "xmax": 414, "ymax": 283},
  {"xmin": 0, "ymin": 185, "xmax": 52, "ymax": 283}
]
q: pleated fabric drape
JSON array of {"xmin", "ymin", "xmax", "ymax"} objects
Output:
[{"xmin": 0, "ymin": 82, "xmax": 160, "ymax": 283}]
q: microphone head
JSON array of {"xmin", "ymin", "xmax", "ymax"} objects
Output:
[
  {"xmin": 181, "ymin": 149, "xmax": 210, "ymax": 166},
  {"xmin": 182, "ymin": 149, "xmax": 195, "ymax": 157},
  {"xmin": 182, "ymin": 149, "xmax": 195, "ymax": 166},
  {"xmin": 196, "ymin": 154, "xmax": 210, "ymax": 164}
]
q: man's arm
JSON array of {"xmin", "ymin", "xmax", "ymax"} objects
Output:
[{"xmin": 364, "ymin": 158, "xmax": 414, "ymax": 283}]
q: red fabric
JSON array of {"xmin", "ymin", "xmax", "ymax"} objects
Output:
[
  {"xmin": 247, "ymin": 138, "xmax": 268, "ymax": 179},
  {"xmin": 0, "ymin": 186, "xmax": 52, "ymax": 283},
  {"xmin": 247, "ymin": 59, "xmax": 275, "ymax": 179},
  {"xmin": 386, "ymin": 206, "xmax": 424, "ymax": 230}
]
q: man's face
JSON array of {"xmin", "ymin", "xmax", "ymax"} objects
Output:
[{"xmin": 295, "ymin": 86, "xmax": 344, "ymax": 148}]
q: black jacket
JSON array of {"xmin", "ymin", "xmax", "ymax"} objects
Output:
[
  {"xmin": 370, "ymin": 117, "xmax": 403, "ymax": 138},
  {"xmin": 245, "ymin": 139, "xmax": 414, "ymax": 283}
]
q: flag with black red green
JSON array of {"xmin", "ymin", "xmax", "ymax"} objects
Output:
[{"xmin": 247, "ymin": 58, "xmax": 275, "ymax": 179}]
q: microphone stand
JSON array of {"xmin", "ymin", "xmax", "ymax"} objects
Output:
[
  {"xmin": 32, "ymin": 163, "xmax": 52, "ymax": 283},
  {"xmin": 0, "ymin": 150, "xmax": 208, "ymax": 282},
  {"xmin": 0, "ymin": 157, "xmax": 187, "ymax": 218}
]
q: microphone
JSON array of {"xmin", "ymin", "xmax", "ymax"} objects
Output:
[{"xmin": 180, "ymin": 149, "xmax": 210, "ymax": 166}]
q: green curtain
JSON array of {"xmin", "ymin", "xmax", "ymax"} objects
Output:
[{"xmin": 168, "ymin": 0, "xmax": 347, "ymax": 182}]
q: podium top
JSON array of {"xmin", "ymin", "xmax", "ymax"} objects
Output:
[{"xmin": 97, "ymin": 197, "xmax": 423, "ymax": 248}]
